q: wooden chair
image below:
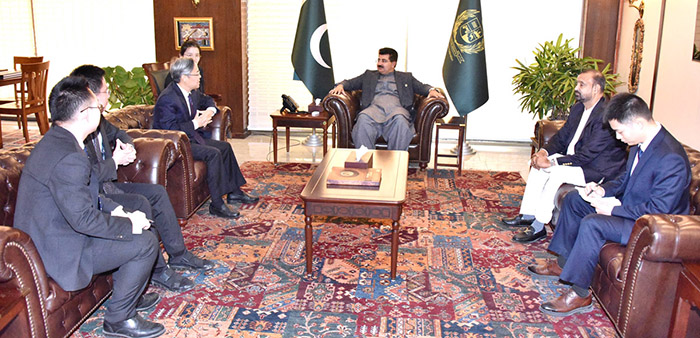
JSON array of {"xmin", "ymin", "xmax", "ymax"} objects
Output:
[
  {"xmin": 142, "ymin": 61, "xmax": 170, "ymax": 100},
  {"xmin": 0, "ymin": 61, "xmax": 50, "ymax": 142},
  {"xmin": 0, "ymin": 56, "xmax": 44, "ymax": 107}
]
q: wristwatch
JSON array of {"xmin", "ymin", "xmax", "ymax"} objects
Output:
[{"xmin": 549, "ymin": 158, "xmax": 557, "ymax": 167}]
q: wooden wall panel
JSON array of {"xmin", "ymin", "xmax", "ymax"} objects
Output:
[
  {"xmin": 153, "ymin": 0, "xmax": 249, "ymax": 138},
  {"xmin": 581, "ymin": 0, "xmax": 623, "ymax": 71}
]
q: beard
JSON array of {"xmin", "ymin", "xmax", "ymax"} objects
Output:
[{"xmin": 574, "ymin": 91, "xmax": 583, "ymax": 102}]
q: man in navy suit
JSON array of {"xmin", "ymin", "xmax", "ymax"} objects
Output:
[
  {"xmin": 329, "ymin": 47, "xmax": 444, "ymax": 151},
  {"xmin": 503, "ymin": 69, "xmax": 627, "ymax": 243},
  {"xmin": 529, "ymin": 93, "xmax": 691, "ymax": 316},
  {"xmin": 153, "ymin": 58, "xmax": 258, "ymax": 218}
]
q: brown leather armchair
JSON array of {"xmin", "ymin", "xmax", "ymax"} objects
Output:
[
  {"xmin": 104, "ymin": 104, "xmax": 231, "ymax": 223},
  {"xmin": 0, "ymin": 136, "xmax": 176, "ymax": 338},
  {"xmin": 322, "ymin": 90, "xmax": 449, "ymax": 169}
]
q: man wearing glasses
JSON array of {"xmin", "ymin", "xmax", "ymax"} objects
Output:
[
  {"xmin": 70, "ymin": 65, "xmax": 215, "ymax": 294},
  {"xmin": 153, "ymin": 58, "xmax": 257, "ymax": 219},
  {"xmin": 15, "ymin": 76, "xmax": 165, "ymax": 338}
]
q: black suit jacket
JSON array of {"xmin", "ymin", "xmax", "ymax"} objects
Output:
[
  {"xmin": 14, "ymin": 126, "xmax": 133, "ymax": 291},
  {"xmin": 85, "ymin": 116, "xmax": 134, "ymax": 185},
  {"xmin": 152, "ymin": 82, "xmax": 217, "ymax": 142},
  {"xmin": 543, "ymin": 98, "xmax": 627, "ymax": 182},
  {"xmin": 340, "ymin": 70, "xmax": 432, "ymax": 115}
]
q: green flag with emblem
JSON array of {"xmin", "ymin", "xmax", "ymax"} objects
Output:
[{"xmin": 442, "ymin": 0, "xmax": 489, "ymax": 116}]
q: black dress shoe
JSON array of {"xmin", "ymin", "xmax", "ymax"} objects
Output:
[
  {"xmin": 209, "ymin": 204, "xmax": 240, "ymax": 219},
  {"xmin": 512, "ymin": 226, "xmax": 546, "ymax": 243},
  {"xmin": 151, "ymin": 268, "xmax": 195, "ymax": 292},
  {"xmin": 227, "ymin": 191, "xmax": 259, "ymax": 204},
  {"xmin": 502, "ymin": 214, "xmax": 535, "ymax": 227},
  {"xmin": 135, "ymin": 292, "xmax": 161, "ymax": 312},
  {"xmin": 169, "ymin": 251, "xmax": 216, "ymax": 271},
  {"xmin": 103, "ymin": 314, "xmax": 165, "ymax": 338}
]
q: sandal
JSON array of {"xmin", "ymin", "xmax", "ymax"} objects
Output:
[{"xmin": 151, "ymin": 268, "xmax": 195, "ymax": 292}]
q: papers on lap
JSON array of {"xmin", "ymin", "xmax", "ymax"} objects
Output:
[{"xmin": 576, "ymin": 186, "xmax": 621, "ymax": 206}]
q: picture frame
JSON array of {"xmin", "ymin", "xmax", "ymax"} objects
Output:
[{"xmin": 174, "ymin": 17, "xmax": 214, "ymax": 51}]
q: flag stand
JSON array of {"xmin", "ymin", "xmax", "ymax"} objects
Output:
[
  {"xmin": 449, "ymin": 115, "xmax": 476, "ymax": 155},
  {"xmin": 302, "ymin": 128, "xmax": 324, "ymax": 147}
]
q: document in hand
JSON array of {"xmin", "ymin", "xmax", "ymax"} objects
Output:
[{"xmin": 575, "ymin": 186, "xmax": 621, "ymax": 207}]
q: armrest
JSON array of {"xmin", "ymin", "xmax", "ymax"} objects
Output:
[
  {"xmin": 322, "ymin": 91, "xmax": 361, "ymax": 148},
  {"xmin": 0, "ymin": 226, "xmax": 51, "ymax": 325},
  {"xmin": 624, "ymin": 214, "xmax": 700, "ymax": 264},
  {"xmin": 125, "ymin": 128, "xmax": 195, "ymax": 188},
  {"xmin": 413, "ymin": 93, "xmax": 449, "ymax": 137},
  {"xmin": 203, "ymin": 105, "xmax": 231, "ymax": 141},
  {"xmin": 117, "ymin": 137, "xmax": 177, "ymax": 185}
]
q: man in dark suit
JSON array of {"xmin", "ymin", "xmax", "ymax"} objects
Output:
[
  {"xmin": 70, "ymin": 65, "xmax": 215, "ymax": 293},
  {"xmin": 503, "ymin": 69, "xmax": 627, "ymax": 243},
  {"xmin": 14, "ymin": 76, "xmax": 165, "ymax": 337},
  {"xmin": 529, "ymin": 93, "xmax": 691, "ymax": 316},
  {"xmin": 152, "ymin": 58, "xmax": 258, "ymax": 218},
  {"xmin": 329, "ymin": 47, "xmax": 444, "ymax": 150}
]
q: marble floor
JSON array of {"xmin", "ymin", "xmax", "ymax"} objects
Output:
[{"xmin": 229, "ymin": 131, "xmax": 532, "ymax": 180}]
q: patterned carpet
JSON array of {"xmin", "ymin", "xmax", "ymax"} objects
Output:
[{"xmin": 70, "ymin": 162, "xmax": 617, "ymax": 337}]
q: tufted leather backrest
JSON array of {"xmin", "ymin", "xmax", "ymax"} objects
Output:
[
  {"xmin": 683, "ymin": 144, "xmax": 700, "ymax": 215},
  {"xmin": 0, "ymin": 143, "xmax": 36, "ymax": 227},
  {"xmin": 104, "ymin": 104, "xmax": 155, "ymax": 130}
]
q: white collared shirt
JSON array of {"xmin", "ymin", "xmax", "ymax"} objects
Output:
[{"xmin": 630, "ymin": 122, "xmax": 662, "ymax": 174}]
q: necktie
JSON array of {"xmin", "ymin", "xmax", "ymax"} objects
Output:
[
  {"xmin": 188, "ymin": 92, "xmax": 206, "ymax": 145},
  {"xmin": 188, "ymin": 93, "xmax": 196, "ymax": 119},
  {"xmin": 637, "ymin": 147, "xmax": 644, "ymax": 160}
]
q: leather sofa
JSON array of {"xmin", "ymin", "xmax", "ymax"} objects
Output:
[
  {"xmin": 534, "ymin": 120, "xmax": 700, "ymax": 337},
  {"xmin": 103, "ymin": 104, "xmax": 232, "ymax": 223},
  {"xmin": 322, "ymin": 90, "xmax": 449, "ymax": 170},
  {"xmin": 0, "ymin": 135, "xmax": 177, "ymax": 338}
]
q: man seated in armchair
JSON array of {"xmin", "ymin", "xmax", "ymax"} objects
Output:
[{"xmin": 329, "ymin": 47, "xmax": 444, "ymax": 151}]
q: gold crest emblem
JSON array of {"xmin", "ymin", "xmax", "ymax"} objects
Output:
[{"xmin": 448, "ymin": 9, "xmax": 485, "ymax": 63}]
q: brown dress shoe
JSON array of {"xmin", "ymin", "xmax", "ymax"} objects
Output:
[
  {"xmin": 540, "ymin": 288, "xmax": 593, "ymax": 317},
  {"xmin": 527, "ymin": 259, "xmax": 562, "ymax": 280}
]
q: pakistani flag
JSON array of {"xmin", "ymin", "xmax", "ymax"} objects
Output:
[
  {"xmin": 292, "ymin": 0, "xmax": 334, "ymax": 99},
  {"xmin": 442, "ymin": 0, "xmax": 489, "ymax": 116}
]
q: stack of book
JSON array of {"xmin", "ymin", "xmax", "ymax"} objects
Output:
[
  {"xmin": 0, "ymin": 71, "xmax": 21, "ymax": 80},
  {"xmin": 326, "ymin": 151, "xmax": 382, "ymax": 188}
]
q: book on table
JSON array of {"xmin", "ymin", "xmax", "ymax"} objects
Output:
[
  {"xmin": 326, "ymin": 167, "xmax": 381, "ymax": 187},
  {"xmin": 0, "ymin": 71, "xmax": 20, "ymax": 80}
]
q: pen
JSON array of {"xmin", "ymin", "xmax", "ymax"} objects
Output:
[{"xmin": 587, "ymin": 177, "xmax": 605, "ymax": 196}]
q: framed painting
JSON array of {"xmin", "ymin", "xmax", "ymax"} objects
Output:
[{"xmin": 174, "ymin": 17, "xmax": 214, "ymax": 51}]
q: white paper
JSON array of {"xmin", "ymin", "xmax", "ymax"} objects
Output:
[
  {"xmin": 575, "ymin": 187, "xmax": 621, "ymax": 206},
  {"xmin": 356, "ymin": 145, "xmax": 369, "ymax": 161}
]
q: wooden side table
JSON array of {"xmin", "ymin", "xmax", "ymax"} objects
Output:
[
  {"xmin": 0, "ymin": 286, "xmax": 28, "ymax": 333},
  {"xmin": 270, "ymin": 111, "xmax": 336, "ymax": 164},
  {"xmin": 669, "ymin": 262, "xmax": 700, "ymax": 337},
  {"xmin": 433, "ymin": 116, "xmax": 466, "ymax": 174}
]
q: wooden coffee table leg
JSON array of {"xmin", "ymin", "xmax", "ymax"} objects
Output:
[
  {"xmin": 305, "ymin": 215, "xmax": 313, "ymax": 276},
  {"xmin": 391, "ymin": 220, "xmax": 400, "ymax": 279},
  {"xmin": 286, "ymin": 126, "xmax": 291, "ymax": 152}
]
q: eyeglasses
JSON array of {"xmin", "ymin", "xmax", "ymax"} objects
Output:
[
  {"xmin": 97, "ymin": 89, "xmax": 111, "ymax": 96},
  {"xmin": 185, "ymin": 72, "xmax": 201, "ymax": 77},
  {"xmin": 80, "ymin": 106, "xmax": 101, "ymax": 113}
]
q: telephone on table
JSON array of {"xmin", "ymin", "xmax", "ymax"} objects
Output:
[{"xmin": 281, "ymin": 94, "xmax": 307, "ymax": 114}]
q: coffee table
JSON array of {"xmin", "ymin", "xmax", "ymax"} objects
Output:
[
  {"xmin": 270, "ymin": 110, "xmax": 336, "ymax": 164},
  {"xmin": 300, "ymin": 148, "xmax": 408, "ymax": 279}
]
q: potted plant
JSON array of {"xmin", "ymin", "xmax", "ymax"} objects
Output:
[
  {"xmin": 512, "ymin": 34, "xmax": 620, "ymax": 120},
  {"xmin": 102, "ymin": 66, "xmax": 154, "ymax": 109}
]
